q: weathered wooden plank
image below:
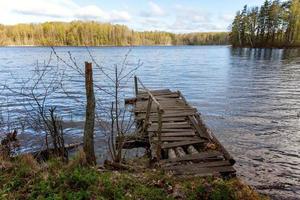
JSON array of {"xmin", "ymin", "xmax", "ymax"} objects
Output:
[
  {"xmin": 148, "ymin": 123, "xmax": 191, "ymax": 131},
  {"xmin": 169, "ymin": 165, "xmax": 236, "ymax": 176},
  {"xmin": 149, "ymin": 128, "xmax": 194, "ymax": 133},
  {"xmin": 150, "ymin": 122, "xmax": 189, "ymax": 126},
  {"xmin": 138, "ymin": 89, "xmax": 171, "ymax": 95},
  {"xmin": 188, "ymin": 116, "xmax": 208, "ymax": 138},
  {"xmin": 160, "ymin": 151, "xmax": 223, "ymax": 164},
  {"xmin": 160, "ymin": 132, "xmax": 196, "ymax": 137},
  {"xmin": 153, "ymin": 136, "xmax": 200, "ymax": 142},
  {"xmin": 136, "ymin": 99, "xmax": 186, "ymax": 108},
  {"xmin": 161, "ymin": 140, "xmax": 205, "ymax": 149},
  {"xmin": 136, "ymin": 111, "xmax": 197, "ymax": 120},
  {"xmin": 134, "ymin": 106, "xmax": 193, "ymax": 113},
  {"xmin": 137, "ymin": 92, "xmax": 179, "ymax": 98},
  {"xmin": 125, "ymin": 81, "xmax": 236, "ymax": 176},
  {"xmin": 149, "ymin": 117, "xmax": 186, "ymax": 123},
  {"xmin": 194, "ymin": 114, "xmax": 236, "ymax": 165}
]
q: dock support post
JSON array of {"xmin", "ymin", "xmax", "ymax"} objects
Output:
[
  {"xmin": 156, "ymin": 109, "xmax": 163, "ymax": 161},
  {"xmin": 134, "ymin": 75, "xmax": 138, "ymax": 96},
  {"xmin": 142, "ymin": 95, "xmax": 153, "ymax": 133}
]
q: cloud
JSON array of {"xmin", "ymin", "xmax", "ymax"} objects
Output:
[
  {"xmin": 149, "ymin": 2, "xmax": 165, "ymax": 16},
  {"xmin": 74, "ymin": 6, "xmax": 131, "ymax": 22},
  {"xmin": 0, "ymin": 0, "xmax": 131, "ymax": 24},
  {"xmin": 140, "ymin": 1, "xmax": 165, "ymax": 17},
  {"xmin": 219, "ymin": 14, "xmax": 234, "ymax": 22},
  {"xmin": 174, "ymin": 5, "xmax": 211, "ymax": 23}
]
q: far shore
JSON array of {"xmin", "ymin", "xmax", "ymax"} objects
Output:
[{"xmin": 2, "ymin": 45, "xmax": 300, "ymax": 49}]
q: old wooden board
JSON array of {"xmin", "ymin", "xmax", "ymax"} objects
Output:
[
  {"xmin": 161, "ymin": 140, "xmax": 206, "ymax": 149},
  {"xmin": 160, "ymin": 132, "xmax": 196, "ymax": 137},
  {"xmin": 152, "ymin": 136, "xmax": 201, "ymax": 142},
  {"xmin": 136, "ymin": 110, "xmax": 197, "ymax": 120},
  {"xmin": 160, "ymin": 151, "xmax": 223, "ymax": 164},
  {"xmin": 125, "ymin": 81, "xmax": 236, "ymax": 177}
]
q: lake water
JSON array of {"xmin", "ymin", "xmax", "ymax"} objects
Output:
[{"xmin": 0, "ymin": 46, "xmax": 300, "ymax": 199}]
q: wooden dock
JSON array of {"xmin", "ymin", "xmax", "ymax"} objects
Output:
[{"xmin": 124, "ymin": 76, "xmax": 236, "ymax": 176}]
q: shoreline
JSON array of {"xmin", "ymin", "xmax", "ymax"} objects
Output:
[{"xmin": 1, "ymin": 45, "xmax": 299, "ymax": 49}]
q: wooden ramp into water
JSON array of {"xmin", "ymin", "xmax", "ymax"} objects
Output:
[{"xmin": 124, "ymin": 76, "xmax": 236, "ymax": 177}]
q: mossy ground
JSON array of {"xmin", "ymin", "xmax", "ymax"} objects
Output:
[{"xmin": 0, "ymin": 153, "xmax": 268, "ymax": 200}]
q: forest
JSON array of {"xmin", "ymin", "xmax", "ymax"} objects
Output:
[
  {"xmin": 0, "ymin": 21, "xmax": 228, "ymax": 46},
  {"xmin": 230, "ymin": 0, "xmax": 300, "ymax": 48}
]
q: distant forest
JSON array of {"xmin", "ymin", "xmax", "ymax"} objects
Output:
[
  {"xmin": 0, "ymin": 21, "xmax": 228, "ymax": 46},
  {"xmin": 230, "ymin": 0, "xmax": 300, "ymax": 48}
]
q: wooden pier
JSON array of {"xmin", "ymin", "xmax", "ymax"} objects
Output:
[{"xmin": 124, "ymin": 76, "xmax": 236, "ymax": 176}]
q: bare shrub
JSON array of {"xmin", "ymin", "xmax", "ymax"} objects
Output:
[
  {"xmin": 2, "ymin": 54, "xmax": 68, "ymax": 161},
  {"xmin": 52, "ymin": 48, "xmax": 142, "ymax": 164},
  {"xmin": 0, "ymin": 130, "xmax": 20, "ymax": 159}
]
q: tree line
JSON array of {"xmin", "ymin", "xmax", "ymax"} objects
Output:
[
  {"xmin": 230, "ymin": 0, "xmax": 300, "ymax": 48},
  {"xmin": 0, "ymin": 21, "xmax": 229, "ymax": 46}
]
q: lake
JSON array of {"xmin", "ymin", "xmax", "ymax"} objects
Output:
[{"xmin": 0, "ymin": 46, "xmax": 299, "ymax": 199}]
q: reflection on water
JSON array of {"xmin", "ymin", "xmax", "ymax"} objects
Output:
[{"xmin": 0, "ymin": 46, "xmax": 299, "ymax": 198}]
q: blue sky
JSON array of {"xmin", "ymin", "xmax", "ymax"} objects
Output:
[{"xmin": 0, "ymin": 0, "xmax": 266, "ymax": 32}]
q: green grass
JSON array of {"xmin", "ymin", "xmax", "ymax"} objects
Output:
[{"xmin": 0, "ymin": 154, "xmax": 268, "ymax": 200}]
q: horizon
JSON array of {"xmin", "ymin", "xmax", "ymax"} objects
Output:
[{"xmin": 0, "ymin": 0, "xmax": 266, "ymax": 33}]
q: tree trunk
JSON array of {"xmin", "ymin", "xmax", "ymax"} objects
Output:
[{"xmin": 83, "ymin": 62, "xmax": 96, "ymax": 165}]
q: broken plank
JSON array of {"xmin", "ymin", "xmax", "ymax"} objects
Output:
[
  {"xmin": 148, "ymin": 124, "xmax": 191, "ymax": 131},
  {"xmin": 149, "ymin": 117, "xmax": 187, "ymax": 122},
  {"xmin": 161, "ymin": 140, "xmax": 205, "ymax": 149},
  {"xmin": 139, "ymin": 110, "xmax": 197, "ymax": 119},
  {"xmin": 188, "ymin": 115, "xmax": 208, "ymax": 138},
  {"xmin": 160, "ymin": 132, "xmax": 196, "ymax": 137},
  {"xmin": 138, "ymin": 89, "xmax": 171, "ymax": 95},
  {"xmin": 134, "ymin": 106, "xmax": 192, "ymax": 113},
  {"xmin": 153, "ymin": 136, "xmax": 200, "ymax": 142},
  {"xmin": 160, "ymin": 151, "xmax": 223, "ymax": 164},
  {"xmin": 149, "ymin": 128, "xmax": 194, "ymax": 133}
]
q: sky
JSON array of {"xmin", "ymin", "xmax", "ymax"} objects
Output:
[{"xmin": 0, "ymin": 0, "xmax": 266, "ymax": 33}]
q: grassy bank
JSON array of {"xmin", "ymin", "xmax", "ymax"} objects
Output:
[{"xmin": 0, "ymin": 152, "xmax": 268, "ymax": 200}]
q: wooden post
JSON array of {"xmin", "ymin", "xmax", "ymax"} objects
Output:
[
  {"xmin": 83, "ymin": 62, "xmax": 96, "ymax": 165},
  {"xmin": 134, "ymin": 76, "xmax": 138, "ymax": 96},
  {"xmin": 156, "ymin": 108, "xmax": 163, "ymax": 161},
  {"xmin": 142, "ymin": 95, "xmax": 152, "ymax": 134}
]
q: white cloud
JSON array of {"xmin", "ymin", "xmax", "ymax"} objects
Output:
[
  {"xmin": 140, "ymin": 1, "xmax": 165, "ymax": 17},
  {"xmin": 0, "ymin": 0, "xmax": 131, "ymax": 24},
  {"xmin": 219, "ymin": 14, "xmax": 234, "ymax": 22},
  {"xmin": 174, "ymin": 5, "xmax": 211, "ymax": 23},
  {"xmin": 149, "ymin": 2, "xmax": 164, "ymax": 16}
]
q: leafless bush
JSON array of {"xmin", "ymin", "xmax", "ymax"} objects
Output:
[
  {"xmin": 0, "ymin": 130, "xmax": 20, "ymax": 159},
  {"xmin": 2, "ymin": 54, "xmax": 68, "ymax": 161},
  {"xmin": 52, "ymin": 48, "xmax": 142, "ymax": 164}
]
